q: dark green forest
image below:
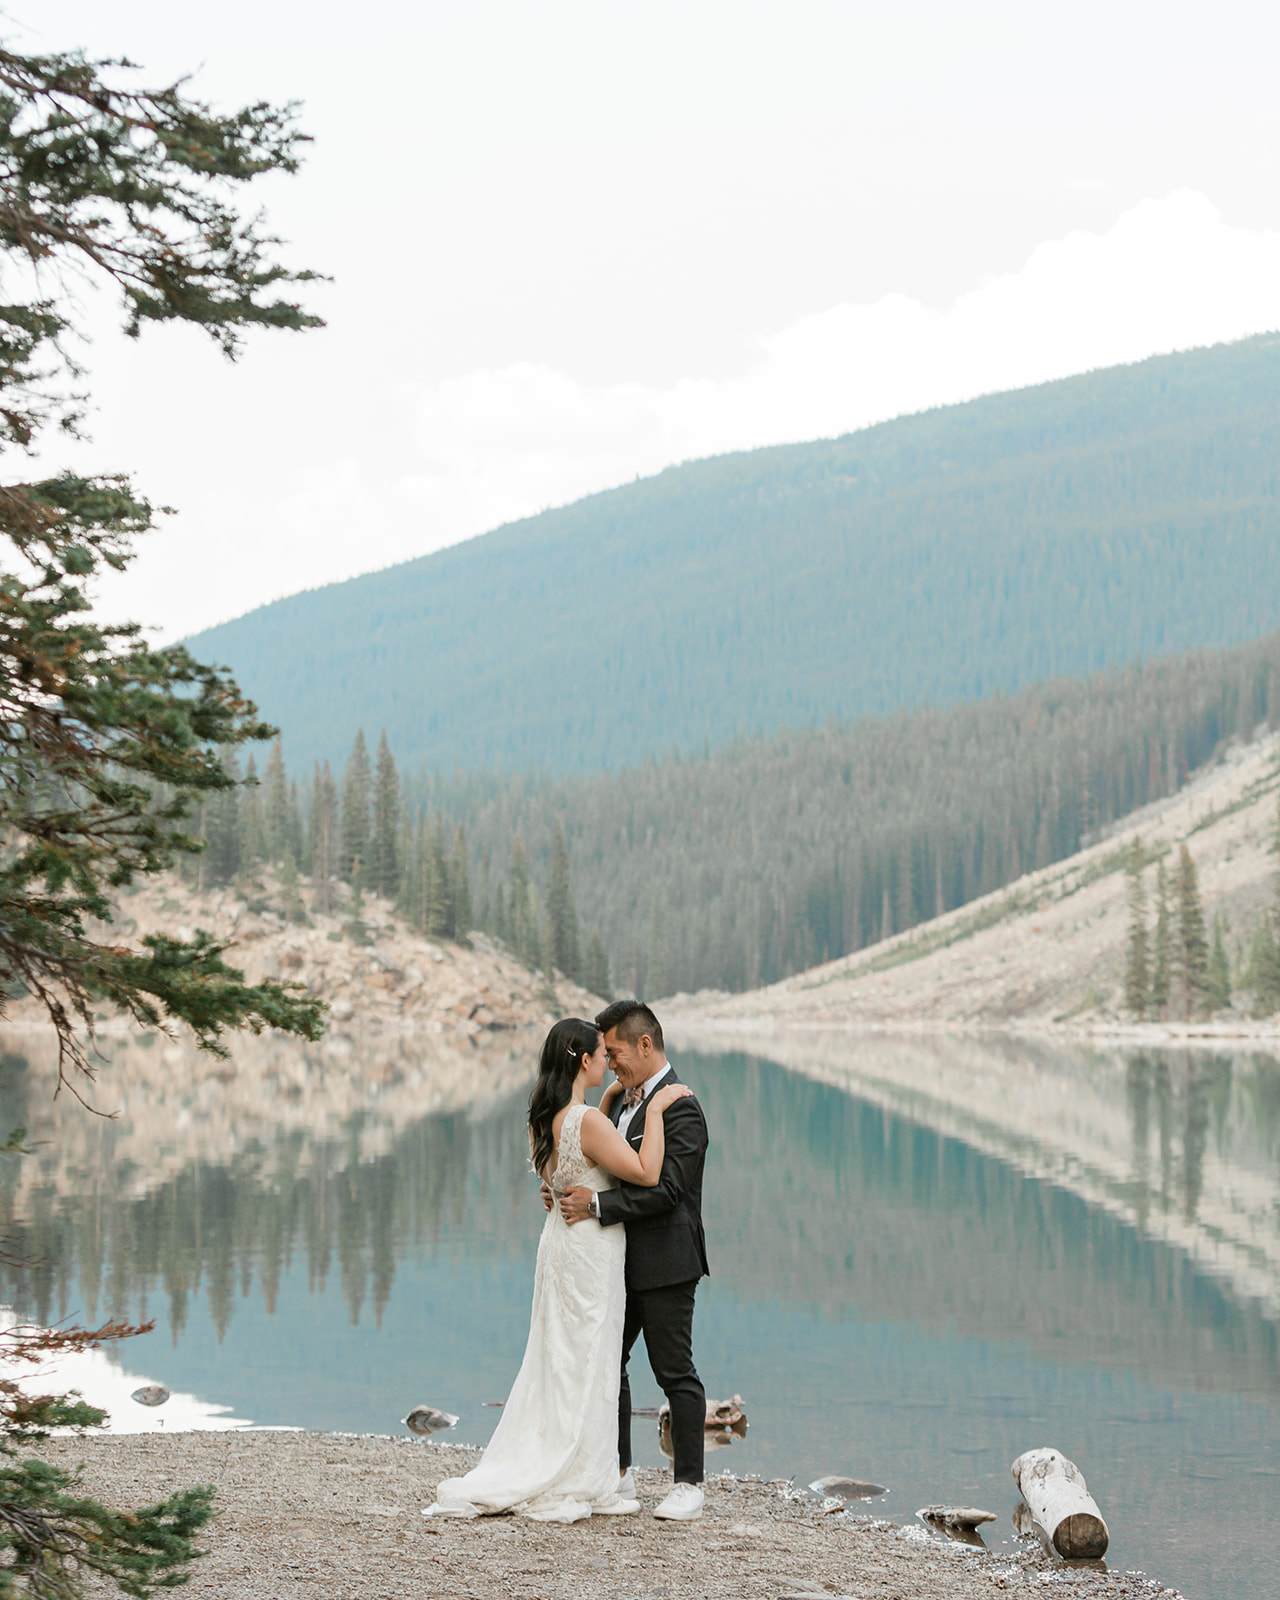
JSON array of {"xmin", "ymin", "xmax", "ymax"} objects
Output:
[
  {"xmin": 189, "ymin": 334, "xmax": 1280, "ymax": 777},
  {"xmin": 199, "ymin": 629, "xmax": 1280, "ymax": 999}
]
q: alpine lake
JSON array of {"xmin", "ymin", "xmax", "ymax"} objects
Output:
[{"xmin": 0, "ymin": 1023, "xmax": 1276, "ymax": 1600}]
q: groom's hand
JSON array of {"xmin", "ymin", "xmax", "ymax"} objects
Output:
[
  {"xmin": 559, "ymin": 1186, "xmax": 594, "ymax": 1225},
  {"xmin": 540, "ymin": 1181, "xmax": 554, "ymax": 1213}
]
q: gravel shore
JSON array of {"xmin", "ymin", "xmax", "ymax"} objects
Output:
[{"xmin": 36, "ymin": 1431, "xmax": 1183, "ymax": 1600}]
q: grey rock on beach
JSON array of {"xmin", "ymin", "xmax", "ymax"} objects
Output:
[
  {"xmin": 808, "ymin": 1474, "xmax": 887, "ymax": 1500},
  {"xmin": 129, "ymin": 1386, "xmax": 170, "ymax": 1407},
  {"xmin": 404, "ymin": 1405, "xmax": 459, "ymax": 1437}
]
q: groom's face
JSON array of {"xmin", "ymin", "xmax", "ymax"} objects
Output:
[{"xmin": 602, "ymin": 1026, "xmax": 654, "ymax": 1090}]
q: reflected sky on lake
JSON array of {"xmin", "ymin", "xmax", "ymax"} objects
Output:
[{"xmin": 0, "ymin": 1029, "xmax": 1276, "ymax": 1600}]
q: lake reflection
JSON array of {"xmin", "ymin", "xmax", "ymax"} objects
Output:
[{"xmin": 0, "ymin": 1027, "xmax": 1277, "ymax": 1600}]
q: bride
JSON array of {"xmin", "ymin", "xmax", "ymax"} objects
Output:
[{"xmin": 426, "ymin": 1016, "xmax": 691, "ymax": 1522}]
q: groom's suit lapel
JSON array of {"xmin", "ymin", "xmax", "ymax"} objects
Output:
[{"xmin": 617, "ymin": 1066, "xmax": 683, "ymax": 1148}]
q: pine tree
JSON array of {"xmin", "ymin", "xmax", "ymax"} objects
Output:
[
  {"xmin": 1205, "ymin": 913, "xmax": 1231, "ymax": 1013},
  {"xmin": 584, "ymin": 927, "xmax": 611, "ymax": 999},
  {"xmin": 1175, "ymin": 843, "xmax": 1209, "ymax": 1020},
  {"xmin": 203, "ymin": 752, "xmax": 242, "ymax": 886},
  {"xmin": 344, "ymin": 861, "xmax": 370, "ymax": 944},
  {"xmin": 395, "ymin": 803, "xmax": 413, "ymax": 915},
  {"xmin": 493, "ymin": 881, "xmax": 508, "ymax": 944},
  {"xmin": 280, "ymin": 845, "xmax": 308, "ymax": 925},
  {"xmin": 1248, "ymin": 913, "xmax": 1280, "ymax": 1015},
  {"xmin": 371, "ymin": 730, "xmax": 400, "ymax": 899},
  {"xmin": 545, "ymin": 823, "xmax": 581, "ymax": 980},
  {"xmin": 537, "ymin": 910, "xmax": 559, "ymax": 1005},
  {"xmin": 645, "ymin": 894, "xmax": 667, "ymax": 1000},
  {"xmin": 262, "ymin": 736, "xmax": 289, "ymax": 861},
  {"xmin": 339, "ymin": 729, "xmax": 372, "ymax": 883},
  {"xmin": 1150, "ymin": 862, "xmax": 1173, "ymax": 1019},
  {"xmin": 287, "ymin": 778, "xmax": 306, "ymax": 865},
  {"xmin": 1257, "ymin": 791, "xmax": 1280, "ymax": 1014},
  {"xmin": 477, "ymin": 847, "xmax": 491, "ymax": 932},
  {"xmin": 1123, "ymin": 838, "xmax": 1149, "ymax": 1018},
  {"xmin": 309, "ymin": 761, "xmax": 338, "ymax": 914},
  {"xmin": 450, "ymin": 826, "xmax": 472, "ymax": 942},
  {"xmin": 508, "ymin": 837, "xmax": 538, "ymax": 966},
  {"xmin": 416, "ymin": 815, "xmax": 450, "ymax": 938},
  {"xmin": 238, "ymin": 753, "xmax": 263, "ymax": 874}
]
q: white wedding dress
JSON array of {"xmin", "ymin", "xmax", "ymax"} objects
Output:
[{"xmin": 426, "ymin": 1103, "xmax": 638, "ymax": 1522}]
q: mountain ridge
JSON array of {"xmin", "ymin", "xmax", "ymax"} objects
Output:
[{"xmin": 189, "ymin": 334, "xmax": 1280, "ymax": 774}]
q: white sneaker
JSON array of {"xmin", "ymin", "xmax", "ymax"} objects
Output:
[
  {"xmin": 618, "ymin": 1470, "xmax": 637, "ymax": 1500},
  {"xmin": 653, "ymin": 1482, "xmax": 703, "ymax": 1520}
]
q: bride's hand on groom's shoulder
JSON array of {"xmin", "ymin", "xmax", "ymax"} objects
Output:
[{"xmin": 651, "ymin": 1084, "xmax": 693, "ymax": 1113}]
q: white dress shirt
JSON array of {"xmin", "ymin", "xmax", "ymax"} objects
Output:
[
  {"xmin": 588, "ymin": 1061, "xmax": 674, "ymax": 1219},
  {"xmin": 616, "ymin": 1061, "xmax": 673, "ymax": 1141}
]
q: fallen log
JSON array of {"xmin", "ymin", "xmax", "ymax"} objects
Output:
[
  {"xmin": 1011, "ymin": 1448, "xmax": 1109, "ymax": 1559},
  {"xmin": 918, "ymin": 1504, "xmax": 997, "ymax": 1532}
]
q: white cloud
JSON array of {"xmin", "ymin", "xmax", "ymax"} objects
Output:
[{"xmin": 95, "ymin": 190, "xmax": 1280, "ymax": 639}]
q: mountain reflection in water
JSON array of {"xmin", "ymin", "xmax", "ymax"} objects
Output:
[{"xmin": 0, "ymin": 1029, "xmax": 1277, "ymax": 1600}]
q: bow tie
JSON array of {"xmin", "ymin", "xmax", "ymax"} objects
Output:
[{"xmin": 623, "ymin": 1085, "xmax": 645, "ymax": 1110}]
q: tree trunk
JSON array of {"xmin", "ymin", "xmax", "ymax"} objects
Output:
[{"xmin": 1011, "ymin": 1448, "xmax": 1109, "ymax": 1559}]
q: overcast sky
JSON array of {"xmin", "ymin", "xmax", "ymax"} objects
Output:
[{"xmin": 22, "ymin": 1, "xmax": 1280, "ymax": 638}]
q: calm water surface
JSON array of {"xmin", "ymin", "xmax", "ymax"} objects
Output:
[{"xmin": 0, "ymin": 1032, "xmax": 1277, "ymax": 1600}]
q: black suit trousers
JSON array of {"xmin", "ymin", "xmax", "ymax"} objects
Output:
[{"xmin": 617, "ymin": 1278, "xmax": 705, "ymax": 1485}]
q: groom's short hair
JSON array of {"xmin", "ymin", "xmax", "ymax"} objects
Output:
[{"xmin": 596, "ymin": 999, "xmax": 664, "ymax": 1054}]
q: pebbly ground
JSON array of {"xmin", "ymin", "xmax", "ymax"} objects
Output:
[{"xmin": 34, "ymin": 1432, "xmax": 1183, "ymax": 1600}]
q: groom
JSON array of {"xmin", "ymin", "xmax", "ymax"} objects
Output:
[{"xmin": 559, "ymin": 999, "xmax": 710, "ymax": 1521}]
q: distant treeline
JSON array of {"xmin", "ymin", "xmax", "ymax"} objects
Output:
[{"xmin": 193, "ymin": 629, "xmax": 1280, "ymax": 1000}]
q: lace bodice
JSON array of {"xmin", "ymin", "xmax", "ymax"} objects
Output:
[{"xmin": 550, "ymin": 1103, "xmax": 612, "ymax": 1194}]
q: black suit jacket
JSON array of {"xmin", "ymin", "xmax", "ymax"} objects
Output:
[{"xmin": 595, "ymin": 1065, "xmax": 710, "ymax": 1293}]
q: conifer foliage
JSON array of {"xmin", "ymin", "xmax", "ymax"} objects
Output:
[
  {"xmin": 545, "ymin": 824, "xmax": 581, "ymax": 981},
  {"xmin": 339, "ymin": 729, "xmax": 372, "ymax": 884},
  {"xmin": 1125, "ymin": 843, "xmax": 1220, "ymax": 1021},
  {"xmin": 412, "ymin": 628, "xmax": 1280, "ymax": 997},
  {"xmin": 371, "ymin": 732, "xmax": 401, "ymax": 899},
  {"xmin": 0, "ymin": 43, "xmax": 324, "ymax": 1079},
  {"xmin": 1123, "ymin": 840, "xmax": 1149, "ymax": 1018},
  {"xmin": 1175, "ymin": 844, "xmax": 1209, "ymax": 1021},
  {"xmin": 1150, "ymin": 863, "xmax": 1174, "ymax": 1020},
  {"xmin": 0, "ymin": 37, "xmax": 322, "ymax": 1600},
  {"xmin": 1205, "ymin": 915, "xmax": 1232, "ymax": 1014}
]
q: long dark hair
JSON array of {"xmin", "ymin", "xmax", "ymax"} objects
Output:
[{"xmin": 529, "ymin": 1017, "xmax": 600, "ymax": 1178}]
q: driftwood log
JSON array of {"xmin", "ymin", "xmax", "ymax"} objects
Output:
[{"xmin": 1011, "ymin": 1448, "xmax": 1109, "ymax": 1559}]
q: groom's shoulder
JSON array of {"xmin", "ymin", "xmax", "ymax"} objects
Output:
[{"xmin": 665, "ymin": 1066, "xmax": 708, "ymax": 1121}]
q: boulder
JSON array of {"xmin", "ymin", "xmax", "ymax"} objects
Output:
[
  {"xmin": 808, "ymin": 1475, "xmax": 887, "ymax": 1500},
  {"xmin": 131, "ymin": 1385, "xmax": 170, "ymax": 1407}
]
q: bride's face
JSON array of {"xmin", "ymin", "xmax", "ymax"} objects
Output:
[{"xmin": 581, "ymin": 1037, "xmax": 608, "ymax": 1088}]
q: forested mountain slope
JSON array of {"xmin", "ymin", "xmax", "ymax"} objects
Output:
[
  {"xmin": 438, "ymin": 628, "xmax": 1280, "ymax": 996},
  {"xmin": 219, "ymin": 629, "xmax": 1280, "ymax": 1001},
  {"xmin": 665, "ymin": 729, "xmax": 1280, "ymax": 1036},
  {"xmin": 189, "ymin": 334, "xmax": 1280, "ymax": 775}
]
